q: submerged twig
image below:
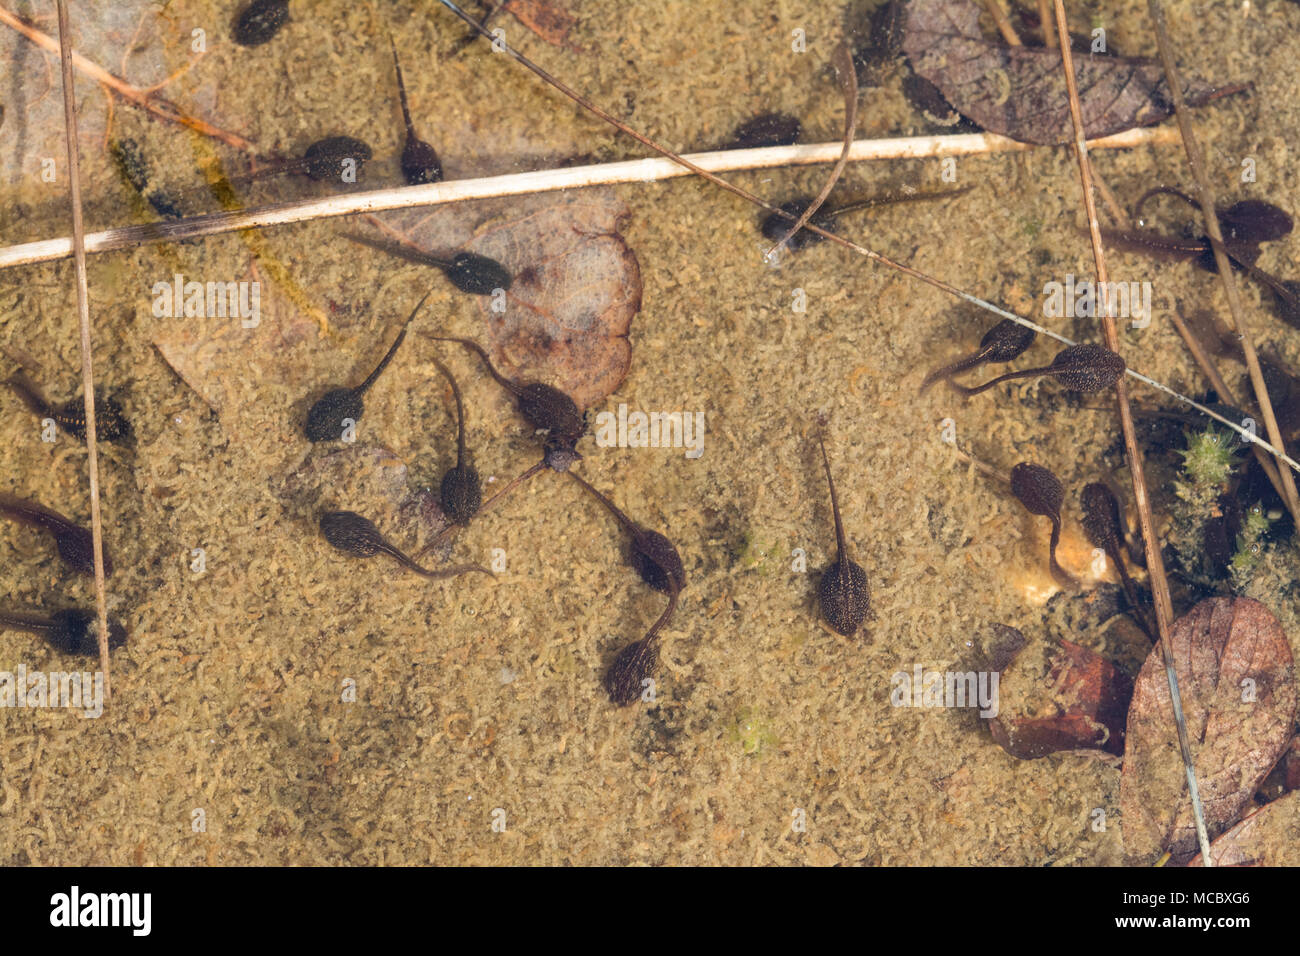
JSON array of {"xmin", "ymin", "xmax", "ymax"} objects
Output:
[
  {"xmin": 764, "ymin": 43, "xmax": 858, "ymax": 259},
  {"xmin": 0, "ymin": 5, "xmax": 255, "ymax": 153},
  {"xmin": 1054, "ymin": 0, "xmax": 1210, "ymax": 864},
  {"xmin": 1145, "ymin": 0, "xmax": 1300, "ymax": 522},
  {"xmin": 54, "ymin": 0, "xmax": 111, "ymax": 699},
  {"xmin": 0, "ymin": 128, "xmax": 1175, "ymax": 271}
]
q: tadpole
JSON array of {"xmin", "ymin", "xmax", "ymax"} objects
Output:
[
  {"xmin": 431, "ymin": 355, "xmax": 482, "ymax": 526},
  {"xmin": 5, "ymin": 373, "xmax": 132, "ymax": 444},
  {"xmin": 342, "ymin": 232, "xmax": 512, "ymax": 297},
  {"xmin": 429, "ymin": 336, "xmax": 586, "ymax": 471},
  {"xmin": 1010, "ymin": 463, "xmax": 1075, "ymax": 588},
  {"xmin": 720, "ymin": 113, "xmax": 801, "ymax": 150},
  {"xmin": 816, "ymin": 437, "xmax": 870, "ymax": 637},
  {"xmin": 920, "ymin": 318, "xmax": 1036, "ymax": 393},
  {"xmin": 1080, "ymin": 482, "xmax": 1151, "ymax": 638},
  {"xmin": 0, "ymin": 607, "xmax": 127, "ymax": 656},
  {"xmin": 0, "ymin": 493, "xmax": 111, "ymax": 576},
  {"xmin": 1107, "ymin": 189, "xmax": 1299, "ymax": 328},
  {"xmin": 568, "ymin": 471, "xmax": 684, "ymax": 706},
  {"xmin": 304, "ymin": 292, "xmax": 428, "ymax": 442},
  {"xmin": 233, "ymin": 0, "xmax": 290, "ymax": 47},
  {"xmin": 953, "ymin": 343, "xmax": 1125, "ymax": 397},
  {"xmin": 568, "ymin": 471, "xmax": 686, "ymax": 595},
  {"xmin": 759, "ymin": 186, "xmax": 974, "ymax": 252},
  {"xmin": 390, "ymin": 36, "xmax": 443, "ymax": 185},
  {"xmin": 319, "ymin": 510, "xmax": 489, "ymax": 580}
]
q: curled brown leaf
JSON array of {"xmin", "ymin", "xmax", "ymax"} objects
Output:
[{"xmin": 1121, "ymin": 597, "xmax": 1297, "ymax": 863}]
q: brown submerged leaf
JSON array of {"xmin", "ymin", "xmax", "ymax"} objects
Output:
[
  {"xmin": 1121, "ymin": 597, "xmax": 1297, "ymax": 864},
  {"xmin": 375, "ymin": 191, "xmax": 639, "ymax": 409},
  {"xmin": 1187, "ymin": 791, "xmax": 1300, "ymax": 867},
  {"xmin": 901, "ymin": 0, "xmax": 1239, "ymax": 146},
  {"xmin": 989, "ymin": 635, "xmax": 1132, "ymax": 759}
]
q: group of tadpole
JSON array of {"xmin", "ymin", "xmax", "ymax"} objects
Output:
[
  {"xmin": 224, "ymin": 1, "xmax": 988, "ymax": 699},
  {"xmin": 0, "ymin": 378, "xmax": 132, "ymax": 657},
  {"xmin": 916, "ymin": 190, "xmax": 1300, "ymax": 641},
  {"xmin": 303, "ymin": 291, "xmax": 684, "ymax": 705}
]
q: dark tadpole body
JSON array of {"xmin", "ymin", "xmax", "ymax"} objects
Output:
[
  {"xmin": 431, "ymin": 356, "xmax": 482, "ymax": 526},
  {"xmin": 233, "ymin": 0, "xmax": 290, "ymax": 46},
  {"xmin": 566, "ymin": 471, "xmax": 685, "ymax": 706},
  {"xmin": 816, "ymin": 438, "xmax": 870, "ymax": 637},
  {"xmin": 920, "ymin": 319, "xmax": 1036, "ymax": 393},
  {"xmin": 302, "ymin": 135, "xmax": 372, "ymax": 182},
  {"xmin": 342, "ymin": 232, "xmax": 511, "ymax": 296},
  {"xmin": 1080, "ymin": 482, "xmax": 1151, "ymax": 638},
  {"xmin": 721, "ymin": 113, "xmax": 801, "ymax": 150},
  {"xmin": 568, "ymin": 471, "xmax": 686, "ymax": 595},
  {"xmin": 5, "ymin": 374, "xmax": 132, "ymax": 444},
  {"xmin": 954, "ymin": 343, "xmax": 1125, "ymax": 397},
  {"xmin": 1010, "ymin": 462, "xmax": 1075, "ymax": 588},
  {"xmin": 429, "ymin": 336, "xmax": 585, "ymax": 470},
  {"xmin": 390, "ymin": 36, "xmax": 443, "ymax": 185},
  {"xmin": 319, "ymin": 510, "xmax": 490, "ymax": 580},
  {"xmin": 0, "ymin": 493, "xmax": 112, "ymax": 576},
  {"xmin": 0, "ymin": 607, "xmax": 127, "ymax": 655},
  {"xmin": 305, "ymin": 292, "xmax": 429, "ymax": 441}
]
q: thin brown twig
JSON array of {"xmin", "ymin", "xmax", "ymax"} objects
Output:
[
  {"xmin": 1036, "ymin": 0, "xmax": 1053, "ymax": 44},
  {"xmin": 0, "ymin": 5, "xmax": 256, "ymax": 153},
  {"xmin": 1053, "ymin": 0, "xmax": 1211, "ymax": 865},
  {"xmin": 764, "ymin": 43, "xmax": 858, "ymax": 259},
  {"xmin": 53, "ymin": 0, "xmax": 110, "ymax": 699},
  {"xmin": 983, "ymin": 0, "xmax": 1022, "ymax": 45},
  {"xmin": 1145, "ymin": 0, "xmax": 1300, "ymax": 522}
]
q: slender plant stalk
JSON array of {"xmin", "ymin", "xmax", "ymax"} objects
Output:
[
  {"xmin": 0, "ymin": 127, "xmax": 1174, "ymax": 272},
  {"xmin": 764, "ymin": 43, "xmax": 858, "ymax": 259},
  {"xmin": 1053, "ymin": 0, "xmax": 1210, "ymax": 864},
  {"xmin": 0, "ymin": 5, "xmax": 255, "ymax": 152},
  {"xmin": 983, "ymin": 0, "xmax": 1022, "ymax": 45},
  {"xmin": 1145, "ymin": 0, "xmax": 1300, "ymax": 520},
  {"xmin": 54, "ymin": 0, "xmax": 110, "ymax": 700}
]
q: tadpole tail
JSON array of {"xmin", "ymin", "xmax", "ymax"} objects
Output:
[
  {"xmin": 341, "ymin": 232, "xmax": 454, "ymax": 270},
  {"xmin": 1227, "ymin": 253, "xmax": 1300, "ymax": 317},
  {"xmin": 1047, "ymin": 520, "xmax": 1077, "ymax": 590},
  {"xmin": 949, "ymin": 366, "xmax": 1042, "ymax": 397},
  {"xmin": 0, "ymin": 492, "xmax": 71, "ymax": 535},
  {"xmin": 567, "ymin": 469, "xmax": 638, "ymax": 538},
  {"xmin": 427, "ymin": 336, "xmax": 521, "ymax": 396},
  {"xmin": 4, "ymin": 373, "xmax": 49, "ymax": 417},
  {"xmin": 817, "ymin": 435, "xmax": 848, "ymax": 558},
  {"xmin": 1111, "ymin": 548, "xmax": 1155, "ymax": 642},
  {"xmin": 919, "ymin": 350, "xmax": 987, "ymax": 394},
  {"xmin": 386, "ymin": 542, "xmax": 491, "ymax": 580},
  {"xmin": 1133, "ymin": 185, "xmax": 1201, "ymax": 221},
  {"xmin": 642, "ymin": 587, "xmax": 679, "ymax": 647},
  {"xmin": 826, "ymin": 184, "xmax": 976, "ymax": 222},
  {"xmin": 388, "ymin": 32, "xmax": 416, "ymax": 136},
  {"xmin": 357, "ymin": 291, "xmax": 430, "ymax": 394},
  {"xmin": 0, "ymin": 609, "xmax": 49, "ymax": 635},
  {"xmin": 430, "ymin": 354, "xmax": 469, "ymax": 467}
]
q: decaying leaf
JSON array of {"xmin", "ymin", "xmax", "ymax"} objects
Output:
[
  {"xmin": 988, "ymin": 633, "xmax": 1132, "ymax": 759},
  {"xmin": 501, "ymin": 0, "xmax": 581, "ymax": 51},
  {"xmin": 1187, "ymin": 790, "xmax": 1300, "ymax": 867},
  {"xmin": 901, "ymin": 0, "xmax": 1237, "ymax": 146},
  {"xmin": 374, "ymin": 190, "xmax": 639, "ymax": 409},
  {"xmin": 1121, "ymin": 597, "xmax": 1297, "ymax": 863}
]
